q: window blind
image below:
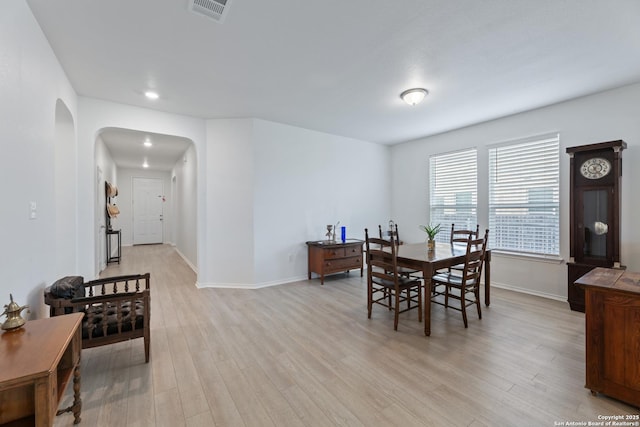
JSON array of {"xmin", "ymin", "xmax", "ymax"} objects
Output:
[
  {"xmin": 429, "ymin": 148, "xmax": 477, "ymax": 243},
  {"xmin": 488, "ymin": 134, "xmax": 559, "ymax": 256}
]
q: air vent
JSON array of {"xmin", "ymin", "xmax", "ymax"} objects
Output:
[{"xmin": 189, "ymin": 0, "xmax": 231, "ymax": 23}]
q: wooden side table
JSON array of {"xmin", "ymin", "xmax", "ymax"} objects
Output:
[
  {"xmin": 575, "ymin": 268, "xmax": 640, "ymax": 407},
  {"xmin": 306, "ymin": 239, "xmax": 364, "ymax": 284},
  {"xmin": 0, "ymin": 313, "xmax": 83, "ymax": 426}
]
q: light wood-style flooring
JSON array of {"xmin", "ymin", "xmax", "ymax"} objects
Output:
[{"xmin": 54, "ymin": 244, "xmax": 637, "ymax": 426}]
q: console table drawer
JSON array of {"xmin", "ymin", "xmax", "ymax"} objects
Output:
[
  {"xmin": 324, "ymin": 256, "xmax": 362, "ymax": 272},
  {"xmin": 345, "ymin": 245, "xmax": 362, "ymax": 257},
  {"xmin": 324, "ymin": 248, "xmax": 346, "ymax": 259}
]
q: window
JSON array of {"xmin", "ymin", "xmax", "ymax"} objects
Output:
[
  {"xmin": 488, "ymin": 134, "xmax": 559, "ymax": 256},
  {"xmin": 429, "ymin": 148, "xmax": 477, "ymax": 242}
]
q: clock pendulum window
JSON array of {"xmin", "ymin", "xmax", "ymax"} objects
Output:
[{"xmin": 565, "ymin": 140, "xmax": 626, "ymax": 312}]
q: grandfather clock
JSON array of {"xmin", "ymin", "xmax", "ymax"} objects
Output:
[{"xmin": 566, "ymin": 140, "xmax": 626, "ymax": 312}]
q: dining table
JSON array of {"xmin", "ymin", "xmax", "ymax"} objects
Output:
[{"xmin": 395, "ymin": 241, "xmax": 491, "ymax": 336}]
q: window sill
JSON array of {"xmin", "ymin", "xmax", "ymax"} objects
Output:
[{"xmin": 491, "ymin": 250, "xmax": 565, "ymax": 264}]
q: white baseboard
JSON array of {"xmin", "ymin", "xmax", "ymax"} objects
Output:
[
  {"xmin": 174, "ymin": 246, "xmax": 198, "ymax": 274},
  {"xmin": 489, "ymin": 281, "xmax": 567, "ymax": 302},
  {"xmin": 195, "ymin": 270, "xmax": 567, "ymax": 303},
  {"xmin": 196, "ymin": 275, "xmax": 309, "ymax": 290}
]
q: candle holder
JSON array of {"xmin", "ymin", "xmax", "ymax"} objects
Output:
[{"xmin": 326, "ymin": 225, "xmax": 334, "ymax": 241}]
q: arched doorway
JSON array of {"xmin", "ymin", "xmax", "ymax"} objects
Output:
[{"xmin": 94, "ymin": 128, "xmax": 198, "ymax": 272}]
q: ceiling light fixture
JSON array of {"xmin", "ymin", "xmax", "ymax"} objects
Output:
[
  {"xmin": 142, "ymin": 161, "xmax": 149, "ymax": 168},
  {"xmin": 144, "ymin": 140, "xmax": 152, "ymax": 147},
  {"xmin": 144, "ymin": 91, "xmax": 159, "ymax": 100},
  {"xmin": 400, "ymin": 88, "xmax": 428, "ymax": 106}
]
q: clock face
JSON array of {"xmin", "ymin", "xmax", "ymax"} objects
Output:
[{"xmin": 580, "ymin": 157, "xmax": 611, "ymax": 180}]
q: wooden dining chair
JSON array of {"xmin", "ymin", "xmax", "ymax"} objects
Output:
[
  {"xmin": 446, "ymin": 223, "xmax": 481, "ymax": 274},
  {"xmin": 365, "ymin": 228, "xmax": 422, "ymax": 330},
  {"xmin": 430, "ymin": 229, "xmax": 488, "ymax": 328},
  {"xmin": 450, "ymin": 223, "xmax": 480, "ymax": 244},
  {"xmin": 379, "ymin": 223, "xmax": 398, "ymax": 243},
  {"xmin": 378, "ymin": 224, "xmax": 421, "ymax": 278}
]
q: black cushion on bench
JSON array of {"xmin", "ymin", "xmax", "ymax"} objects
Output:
[
  {"xmin": 47, "ymin": 276, "xmax": 85, "ymax": 299},
  {"xmin": 81, "ymin": 298, "xmax": 145, "ymax": 339}
]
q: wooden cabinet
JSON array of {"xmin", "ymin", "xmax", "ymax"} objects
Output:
[
  {"xmin": 566, "ymin": 140, "xmax": 626, "ymax": 312},
  {"xmin": 575, "ymin": 268, "xmax": 640, "ymax": 407},
  {"xmin": 306, "ymin": 240, "xmax": 364, "ymax": 284},
  {"xmin": 0, "ymin": 313, "xmax": 83, "ymax": 426}
]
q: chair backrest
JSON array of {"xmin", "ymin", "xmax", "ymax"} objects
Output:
[
  {"xmin": 366, "ymin": 228, "xmax": 401, "ymax": 288},
  {"xmin": 460, "ymin": 230, "xmax": 489, "ymax": 286},
  {"xmin": 378, "ymin": 223, "xmax": 401, "ymax": 245},
  {"xmin": 476, "ymin": 228, "xmax": 489, "ymax": 279},
  {"xmin": 450, "ymin": 223, "xmax": 480, "ymax": 244}
]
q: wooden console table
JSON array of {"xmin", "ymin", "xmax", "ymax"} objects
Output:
[
  {"xmin": 575, "ymin": 268, "xmax": 640, "ymax": 407},
  {"xmin": 306, "ymin": 239, "xmax": 364, "ymax": 284},
  {"xmin": 0, "ymin": 313, "xmax": 83, "ymax": 426},
  {"xmin": 106, "ymin": 229, "xmax": 121, "ymax": 264}
]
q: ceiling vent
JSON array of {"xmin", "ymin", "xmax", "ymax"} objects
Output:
[{"xmin": 189, "ymin": 0, "xmax": 231, "ymax": 23}]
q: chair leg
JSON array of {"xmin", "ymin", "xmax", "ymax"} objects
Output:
[
  {"xmin": 394, "ymin": 290, "xmax": 400, "ymax": 331},
  {"xmin": 144, "ymin": 331, "xmax": 150, "ymax": 363},
  {"xmin": 461, "ymin": 290, "xmax": 468, "ymax": 328},
  {"xmin": 444, "ymin": 285, "xmax": 450, "ymax": 308},
  {"xmin": 367, "ymin": 286, "xmax": 372, "ymax": 319},
  {"xmin": 475, "ymin": 287, "xmax": 482, "ymax": 319}
]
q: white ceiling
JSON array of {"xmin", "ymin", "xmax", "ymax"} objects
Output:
[
  {"xmin": 27, "ymin": 0, "xmax": 640, "ymax": 150},
  {"xmin": 99, "ymin": 128, "xmax": 192, "ymax": 172}
]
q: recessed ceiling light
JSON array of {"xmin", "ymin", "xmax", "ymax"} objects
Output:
[
  {"xmin": 144, "ymin": 140, "xmax": 152, "ymax": 147},
  {"xmin": 400, "ymin": 88, "xmax": 428, "ymax": 106},
  {"xmin": 142, "ymin": 161, "xmax": 149, "ymax": 168},
  {"xmin": 144, "ymin": 91, "xmax": 159, "ymax": 100}
]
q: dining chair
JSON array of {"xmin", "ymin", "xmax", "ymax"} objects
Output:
[
  {"xmin": 365, "ymin": 228, "xmax": 422, "ymax": 330},
  {"xmin": 430, "ymin": 229, "xmax": 488, "ymax": 328},
  {"xmin": 378, "ymin": 224, "xmax": 421, "ymax": 278},
  {"xmin": 450, "ymin": 223, "xmax": 480, "ymax": 244},
  {"xmin": 446, "ymin": 223, "xmax": 481, "ymax": 274},
  {"xmin": 379, "ymin": 223, "xmax": 398, "ymax": 243}
]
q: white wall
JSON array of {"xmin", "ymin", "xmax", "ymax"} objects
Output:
[
  {"xmin": 204, "ymin": 119, "xmax": 256, "ymax": 286},
  {"xmin": 172, "ymin": 143, "xmax": 198, "ymax": 270},
  {"xmin": 252, "ymin": 119, "xmax": 390, "ymax": 286},
  {"xmin": 201, "ymin": 118, "xmax": 390, "ymax": 288},
  {"xmin": 391, "ymin": 82, "xmax": 640, "ymax": 300},
  {"xmin": 0, "ymin": 0, "xmax": 78, "ymax": 318},
  {"xmin": 116, "ymin": 168, "xmax": 173, "ymax": 247},
  {"xmin": 54, "ymin": 100, "xmax": 77, "ymax": 278}
]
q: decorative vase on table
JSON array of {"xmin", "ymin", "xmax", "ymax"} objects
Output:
[{"xmin": 427, "ymin": 239, "xmax": 436, "ymax": 251}]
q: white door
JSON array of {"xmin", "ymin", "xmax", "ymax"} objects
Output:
[{"xmin": 133, "ymin": 177, "xmax": 164, "ymax": 244}]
